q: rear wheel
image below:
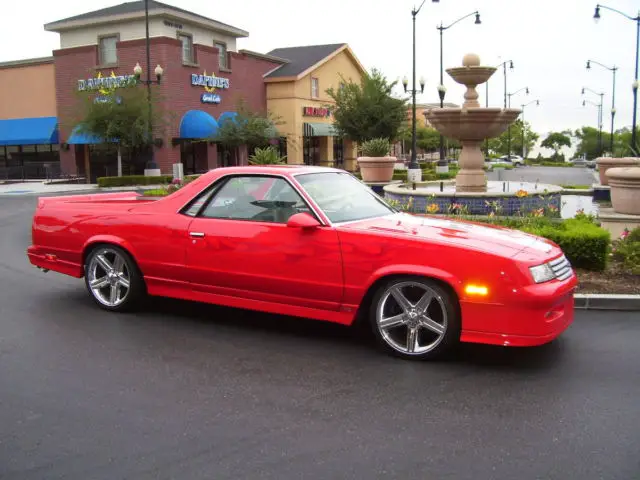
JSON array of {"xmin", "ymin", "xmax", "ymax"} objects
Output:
[
  {"xmin": 369, "ymin": 276, "xmax": 460, "ymax": 360},
  {"xmin": 84, "ymin": 245, "xmax": 144, "ymax": 312}
]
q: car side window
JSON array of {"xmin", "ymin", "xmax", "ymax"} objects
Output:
[{"xmin": 199, "ymin": 176, "xmax": 312, "ymax": 224}]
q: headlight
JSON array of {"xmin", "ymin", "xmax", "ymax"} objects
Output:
[{"xmin": 529, "ymin": 263, "xmax": 555, "ymax": 283}]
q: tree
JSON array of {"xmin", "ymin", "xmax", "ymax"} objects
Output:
[
  {"xmin": 487, "ymin": 120, "xmax": 539, "ymax": 157},
  {"xmin": 213, "ymin": 100, "xmax": 283, "ymax": 165},
  {"xmin": 71, "ymin": 81, "xmax": 171, "ymax": 175},
  {"xmin": 613, "ymin": 127, "xmax": 640, "ymax": 157},
  {"xmin": 574, "ymin": 126, "xmax": 611, "ymax": 159},
  {"xmin": 416, "ymin": 126, "xmax": 440, "ymax": 152},
  {"xmin": 541, "ymin": 131, "xmax": 572, "ymax": 161},
  {"xmin": 326, "ymin": 68, "xmax": 407, "ymax": 143}
]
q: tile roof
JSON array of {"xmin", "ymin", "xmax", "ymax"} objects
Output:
[
  {"xmin": 265, "ymin": 43, "xmax": 346, "ymax": 78},
  {"xmin": 46, "ymin": 0, "xmax": 247, "ymax": 35}
]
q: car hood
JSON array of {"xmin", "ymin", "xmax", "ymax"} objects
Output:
[{"xmin": 338, "ymin": 213, "xmax": 557, "ymax": 259}]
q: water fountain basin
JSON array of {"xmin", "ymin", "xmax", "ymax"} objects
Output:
[{"xmin": 425, "ymin": 107, "xmax": 522, "ymax": 141}]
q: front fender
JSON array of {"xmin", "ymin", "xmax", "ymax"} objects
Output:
[{"xmin": 364, "ymin": 264, "xmax": 464, "ymax": 297}]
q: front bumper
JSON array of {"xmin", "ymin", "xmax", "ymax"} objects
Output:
[{"xmin": 460, "ymin": 272, "xmax": 577, "ymax": 347}]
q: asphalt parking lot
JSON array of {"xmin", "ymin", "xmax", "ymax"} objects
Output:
[
  {"xmin": 486, "ymin": 165, "xmax": 597, "ymax": 186},
  {"xmin": 1, "ymin": 194, "xmax": 638, "ymax": 480}
]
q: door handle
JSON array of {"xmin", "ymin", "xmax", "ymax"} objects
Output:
[{"xmin": 189, "ymin": 232, "xmax": 205, "ymax": 238}]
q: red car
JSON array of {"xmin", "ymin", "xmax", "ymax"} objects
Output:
[{"xmin": 27, "ymin": 166, "xmax": 577, "ymax": 360}]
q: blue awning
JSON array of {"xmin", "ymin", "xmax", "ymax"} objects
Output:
[
  {"xmin": 179, "ymin": 110, "xmax": 219, "ymax": 139},
  {"xmin": 67, "ymin": 125, "xmax": 107, "ymax": 145},
  {"xmin": 217, "ymin": 111, "xmax": 238, "ymax": 126},
  {"xmin": 0, "ymin": 116, "xmax": 59, "ymax": 146}
]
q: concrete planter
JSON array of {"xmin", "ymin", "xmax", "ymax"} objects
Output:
[
  {"xmin": 357, "ymin": 156, "xmax": 396, "ymax": 182},
  {"xmin": 606, "ymin": 167, "xmax": 640, "ymax": 215},
  {"xmin": 596, "ymin": 157, "xmax": 639, "ymax": 185}
]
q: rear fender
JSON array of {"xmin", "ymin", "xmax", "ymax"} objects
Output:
[{"xmin": 82, "ymin": 235, "xmax": 138, "ymax": 268}]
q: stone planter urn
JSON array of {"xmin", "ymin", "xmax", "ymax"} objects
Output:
[
  {"xmin": 606, "ymin": 167, "xmax": 640, "ymax": 215},
  {"xmin": 357, "ymin": 138, "xmax": 396, "ymax": 183},
  {"xmin": 596, "ymin": 157, "xmax": 640, "ymax": 185},
  {"xmin": 357, "ymin": 156, "xmax": 397, "ymax": 182}
]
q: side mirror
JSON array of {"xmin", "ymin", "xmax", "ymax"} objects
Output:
[{"xmin": 287, "ymin": 212, "xmax": 321, "ymax": 229}]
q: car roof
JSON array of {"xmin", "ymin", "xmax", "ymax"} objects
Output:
[{"xmin": 204, "ymin": 165, "xmax": 345, "ymax": 178}]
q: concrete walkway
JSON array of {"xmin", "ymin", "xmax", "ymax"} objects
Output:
[{"xmin": 0, "ymin": 181, "xmax": 166, "ymax": 196}]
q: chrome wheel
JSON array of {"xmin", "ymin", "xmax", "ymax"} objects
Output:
[
  {"xmin": 375, "ymin": 281, "xmax": 448, "ymax": 355},
  {"xmin": 87, "ymin": 247, "xmax": 131, "ymax": 307}
]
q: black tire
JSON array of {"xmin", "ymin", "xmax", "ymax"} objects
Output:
[
  {"xmin": 84, "ymin": 244, "xmax": 145, "ymax": 312},
  {"xmin": 368, "ymin": 276, "xmax": 460, "ymax": 360}
]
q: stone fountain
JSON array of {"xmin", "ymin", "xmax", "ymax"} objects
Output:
[
  {"xmin": 425, "ymin": 53, "xmax": 521, "ymax": 192},
  {"xmin": 383, "ymin": 53, "xmax": 564, "ymax": 216}
]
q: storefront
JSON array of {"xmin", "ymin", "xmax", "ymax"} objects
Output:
[
  {"xmin": 264, "ymin": 43, "xmax": 367, "ymax": 171},
  {"xmin": 43, "ymin": 1, "xmax": 287, "ymax": 180},
  {"xmin": 0, "ymin": 57, "xmax": 60, "ymax": 179}
]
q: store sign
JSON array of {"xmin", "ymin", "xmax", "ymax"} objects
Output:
[
  {"xmin": 163, "ymin": 19, "xmax": 183, "ymax": 29},
  {"xmin": 303, "ymin": 106, "xmax": 331, "ymax": 117},
  {"xmin": 94, "ymin": 95, "xmax": 122, "ymax": 104},
  {"xmin": 191, "ymin": 71, "xmax": 230, "ymax": 90},
  {"xmin": 201, "ymin": 93, "xmax": 221, "ymax": 104},
  {"xmin": 78, "ymin": 71, "xmax": 136, "ymax": 92}
]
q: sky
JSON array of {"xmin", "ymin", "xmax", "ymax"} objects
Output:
[{"xmin": 0, "ymin": 0, "xmax": 638, "ymax": 155}]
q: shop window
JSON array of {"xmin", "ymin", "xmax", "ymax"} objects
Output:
[
  {"xmin": 311, "ymin": 77, "xmax": 319, "ymax": 98},
  {"xmin": 303, "ymin": 137, "xmax": 320, "ymax": 165},
  {"xmin": 333, "ymin": 137, "xmax": 344, "ymax": 168},
  {"xmin": 215, "ymin": 42, "xmax": 228, "ymax": 69},
  {"xmin": 99, "ymin": 35, "xmax": 118, "ymax": 65},
  {"xmin": 179, "ymin": 33, "xmax": 194, "ymax": 64}
]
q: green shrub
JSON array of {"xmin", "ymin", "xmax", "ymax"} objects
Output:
[
  {"xmin": 612, "ymin": 227, "xmax": 640, "ymax": 274},
  {"xmin": 142, "ymin": 188, "xmax": 169, "ymax": 197},
  {"xmin": 520, "ymin": 218, "xmax": 610, "ymax": 271},
  {"xmin": 488, "ymin": 163, "xmax": 515, "ymax": 170},
  {"xmin": 360, "ymin": 138, "xmax": 391, "ymax": 157},
  {"xmin": 185, "ymin": 174, "xmax": 201, "ymax": 182},
  {"xmin": 249, "ymin": 146, "xmax": 286, "ymax": 165},
  {"xmin": 97, "ymin": 175, "xmax": 173, "ymax": 187}
]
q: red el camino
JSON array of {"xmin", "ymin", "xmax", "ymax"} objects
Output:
[{"xmin": 27, "ymin": 166, "xmax": 577, "ymax": 360}]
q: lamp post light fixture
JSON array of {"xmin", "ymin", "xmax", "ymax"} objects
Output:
[
  {"xmin": 436, "ymin": 10, "xmax": 481, "ymax": 165},
  {"xmin": 586, "ymin": 59, "xmax": 617, "ymax": 154},
  {"xmin": 506, "ymin": 86, "xmax": 529, "ymax": 159},
  {"xmin": 484, "ymin": 59, "xmax": 513, "ymax": 157},
  {"xmin": 405, "ymin": 0, "xmax": 440, "ymax": 184},
  {"xmin": 582, "ymin": 87, "xmax": 605, "ymax": 155},
  {"xmin": 593, "ymin": 4, "xmax": 640, "ymax": 153},
  {"xmin": 583, "ymin": 98, "xmax": 604, "ymax": 157},
  {"xmin": 520, "ymin": 99, "xmax": 539, "ymax": 159}
]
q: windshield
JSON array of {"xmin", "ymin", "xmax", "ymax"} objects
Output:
[{"xmin": 296, "ymin": 172, "xmax": 395, "ymax": 223}]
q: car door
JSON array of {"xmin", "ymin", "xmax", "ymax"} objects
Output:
[{"xmin": 183, "ymin": 174, "xmax": 344, "ymax": 311}]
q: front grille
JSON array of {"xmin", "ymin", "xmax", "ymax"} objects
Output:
[{"xmin": 549, "ymin": 255, "xmax": 573, "ymax": 281}]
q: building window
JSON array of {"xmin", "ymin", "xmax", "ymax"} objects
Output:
[
  {"xmin": 179, "ymin": 33, "xmax": 193, "ymax": 63},
  {"xmin": 99, "ymin": 35, "xmax": 118, "ymax": 65},
  {"xmin": 311, "ymin": 77, "xmax": 319, "ymax": 98},
  {"xmin": 215, "ymin": 42, "xmax": 228, "ymax": 69}
]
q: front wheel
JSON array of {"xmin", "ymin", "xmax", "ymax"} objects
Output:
[
  {"xmin": 369, "ymin": 277, "xmax": 460, "ymax": 360},
  {"xmin": 84, "ymin": 245, "xmax": 145, "ymax": 312}
]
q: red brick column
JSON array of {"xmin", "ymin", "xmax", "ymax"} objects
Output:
[{"xmin": 207, "ymin": 143, "xmax": 218, "ymax": 170}]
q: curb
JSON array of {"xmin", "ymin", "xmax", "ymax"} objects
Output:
[{"xmin": 574, "ymin": 294, "xmax": 640, "ymax": 311}]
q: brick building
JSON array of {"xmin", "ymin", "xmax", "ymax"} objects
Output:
[{"xmin": 45, "ymin": 0, "xmax": 288, "ymax": 181}]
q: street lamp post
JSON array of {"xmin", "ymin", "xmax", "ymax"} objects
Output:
[
  {"xmin": 583, "ymin": 98, "xmax": 604, "ymax": 157},
  {"xmin": 520, "ymin": 99, "xmax": 539, "ymax": 159},
  {"xmin": 133, "ymin": 0, "xmax": 164, "ymax": 173},
  {"xmin": 506, "ymin": 86, "xmax": 529, "ymax": 159},
  {"xmin": 485, "ymin": 60, "xmax": 513, "ymax": 157},
  {"xmin": 404, "ymin": 0, "xmax": 439, "ymax": 184},
  {"xmin": 586, "ymin": 59, "xmax": 617, "ymax": 154},
  {"xmin": 437, "ymin": 11, "xmax": 481, "ymax": 164},
  {"xmin": 582, "ymin": 87, "xmax": 605, "ymax": 156},
  {"xmin": 594, "ymin": 4, "xmax": 640, "ymax": 154}
]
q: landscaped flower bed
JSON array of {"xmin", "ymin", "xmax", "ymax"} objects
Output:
[{"xmin": 389, "ymin": 195, "xmax": 640, "ymax": 293}]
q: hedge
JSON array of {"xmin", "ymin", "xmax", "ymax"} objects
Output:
[
  {"xmin": 491, "ymin": 217, "xmax": 610, "ymax": 271},
  {"xmin": 97, "ymin": 175, "xmax": 173, "ymax": 187}
]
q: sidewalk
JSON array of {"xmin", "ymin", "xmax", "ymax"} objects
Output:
[{"xmin": 0, "ymin": 181, "xmax": 166, "ymax": 196}]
